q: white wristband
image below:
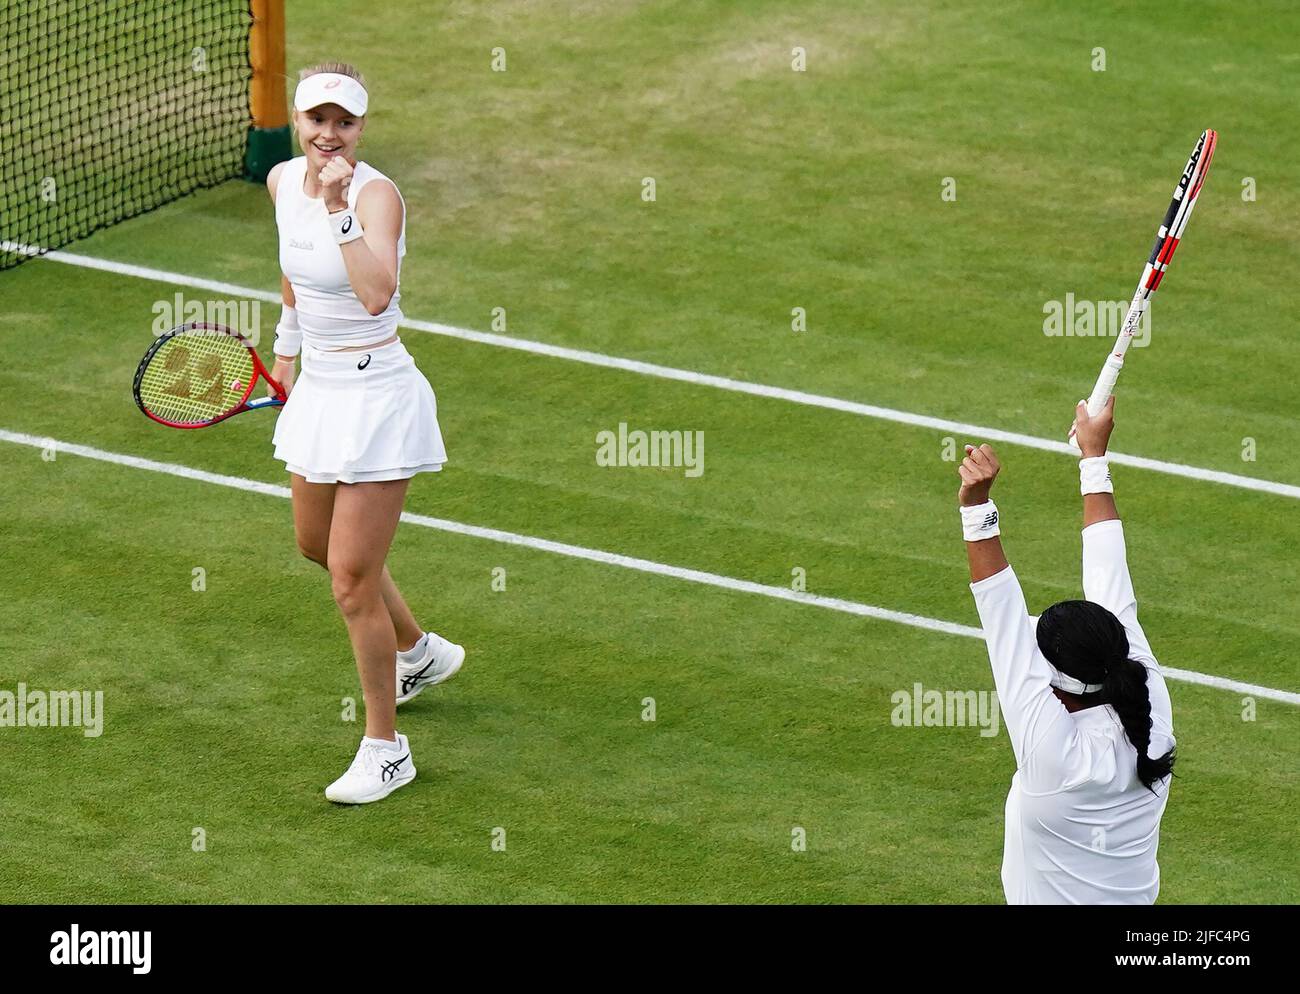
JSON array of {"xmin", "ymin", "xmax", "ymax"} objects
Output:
[
  {"xmin": 329, "ymin": 207, "xmax": 364, "ymax": 244},
  {"xmin": 273, "ymin": 305, "xmax": 301, "ymax": 358},
  {"xmin": 960, "ymin": 500, "xmax": 1000, "ymax": 542},
  {"xmin": 1079, "ymin": 456, "xmax": 1114, "ymax": 495}
]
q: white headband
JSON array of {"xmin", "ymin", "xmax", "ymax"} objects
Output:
[
  {"xmin": 1048, "ymin": 665, "xmax": 1104, "ymax": 696},
  {"xmin": 294, "ymin": 72, "xmax": 368, "ymax": 117},
  {"xmin": 1030, "ymin": 614, "xmax": 1106, "ymax": 694}
]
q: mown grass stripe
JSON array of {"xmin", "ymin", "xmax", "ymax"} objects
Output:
[{"xmin": 3, "ymin": 427, "xmax": 1295, "ymax": 706}]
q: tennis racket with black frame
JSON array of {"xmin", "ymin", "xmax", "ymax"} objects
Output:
[{"xmin": 133, "ymin": 322, "xmax": 286, "ymax": 429}]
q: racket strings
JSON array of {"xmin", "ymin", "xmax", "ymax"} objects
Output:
[{"xmin": 137, "ymin": 331, "xmax": 254, "ymax": 425}]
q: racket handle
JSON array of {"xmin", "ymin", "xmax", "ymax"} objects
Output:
[
  {"xmin": 245, "ymin": 396, "xmax": 286, "ymax": 411},
  {"xmin": 1085, "ymin": 357, "xmax": 1123, "ymax": 416},
  {"xmin": 1067, "ymin": 357, "xmax": 1123, "ymax": 448}
]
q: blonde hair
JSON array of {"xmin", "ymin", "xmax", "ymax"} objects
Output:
[{"xmin": 298, "ymin": 61, "xmax": 366, "ymax": 88}]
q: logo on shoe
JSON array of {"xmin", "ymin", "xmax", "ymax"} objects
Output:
[
  {"xmin": 380, "ymin": 754, "xmax": 409, "ymax": 782},
  {"xmin": 400, "ymin": 660, "xmax": 435, "ymax": 696}
]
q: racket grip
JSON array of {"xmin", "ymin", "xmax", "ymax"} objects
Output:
[
  {"xmin": 1085, "ymin": 358, "xmax": 1123, "ymax": 416},
  {"xmin": 1067, "ymin": 357, "xmax": 1123, "ymax": 447}
]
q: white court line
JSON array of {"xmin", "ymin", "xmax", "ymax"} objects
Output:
[
  {"xmin": 8, "ymin": 241, "xmax": 1300, "ymax": 502},
  {"xmin": 2, "ymin": 427, "xmax": 1296, "ymax": 707}
]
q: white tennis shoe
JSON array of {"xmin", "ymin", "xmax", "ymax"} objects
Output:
[
  {"xmin": 325, "ymin": 733, "xmax": 416, "ymax": 804},
  {"xmin": 396, "ymin": 633, "xmax": 465, "ymax": 705}
]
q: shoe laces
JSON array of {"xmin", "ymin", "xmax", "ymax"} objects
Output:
[{"xmin": 348, "ymin": 740, "xmax": 384, "ymax": 778}]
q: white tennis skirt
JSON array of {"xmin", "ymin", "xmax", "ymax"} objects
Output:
[{"xmin": 272, "ymin": 337, "xmax": 447, "ymax": 484}]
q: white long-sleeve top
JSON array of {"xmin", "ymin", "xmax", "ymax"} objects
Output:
[{"xmin": 969, "ymin": 519, "xmax": 1175, "ymax": 905}]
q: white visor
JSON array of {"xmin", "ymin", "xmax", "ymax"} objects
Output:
[
  {"xmin": 294, "ymin": 73, "xmax": 368, "ymax": 117},
  {"xmin": 1048, "ymin": 665, "xmax": 1104, "ymax": 696},
  {"xmin": 1030, "ymin": 615, "xmax": 1105, "ymax": 694}
]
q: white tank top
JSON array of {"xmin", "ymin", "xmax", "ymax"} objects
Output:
[{"xmin": 276, "ymin": 156, "xmax": 406, "ymax": 348}]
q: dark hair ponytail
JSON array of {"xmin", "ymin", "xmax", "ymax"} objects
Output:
[
  {"xmin": 1102, "ymin": 655, "xmax": 1176, "ymax": 792},
  {"xmin": 1037, "ymin": 600, "xmax": 1175, "ymax": 793}
]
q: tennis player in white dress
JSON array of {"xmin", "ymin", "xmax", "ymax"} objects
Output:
[
  {"xmin": 956, "ymin": 399, "xmax": 1176, "ymax": 903},
  {"xmin": 266, "ymin": 63, "xmax": 465, "ymax": 804}
]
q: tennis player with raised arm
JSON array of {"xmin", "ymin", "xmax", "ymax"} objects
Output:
[
  {"xmin": 957, "ymin": 399, "xmax": 1176, "ymax": 904},
  {"xmin": 266, "ymin": 62, "xmax": 465, "ymax": 804}
]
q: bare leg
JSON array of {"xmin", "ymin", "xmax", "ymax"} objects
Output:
[
  {"xmin": 380, "ymin": 566, "xmax": 424, "ymax": 652},
  {"xmin": 327, "ymin": 478, "xmax": 410, "ymax": 741},
  {"xmin": 293, "ymin": 475, "xmax": 422, "ymax": 652},
  {"xmin": 290, "ymin": 473, "xmax": 336, "ymax": 567}
]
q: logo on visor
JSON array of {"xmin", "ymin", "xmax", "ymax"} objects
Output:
[
  {"xmin": 357, "ymin": 354, "xmax": 371, "ymax": 370},
  {"xmin": 324, "ymin": 78, "xmax": 341, "ymax": 89}
]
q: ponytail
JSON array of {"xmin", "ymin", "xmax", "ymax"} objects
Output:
[{"xmin": 1102, "ymin": 655, "xmax": 1176, "ymax": 792}]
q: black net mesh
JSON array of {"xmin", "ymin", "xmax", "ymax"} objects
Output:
[{"xmin": 0, "ymin": 0, "xmax": 251, "ymax": 269}]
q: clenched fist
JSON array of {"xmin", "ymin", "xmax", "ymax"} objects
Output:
[
  {"xmin": 957, "ymin": 443, "xmax": 1000, "ymax": 507},
  {"xmin": 1072, "ymin": 396, "xmax": 1115, "ymax": 458},
  {"xmin": 319, "ymin": 157, "xmax": 353, "ymax": 212}
]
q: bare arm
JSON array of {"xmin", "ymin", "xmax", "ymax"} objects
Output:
[
  {"xmin": 965, "ymin": 534, "xmax": 1008, "ymax": 583},
  {"xmin": 266, "ymin": 160, "xmax": 285, "ymax": 203},
  {"xmin": 959, "ymin": 444, "xmax": 1008, "ymax": 582},
  {"xmin": 272, "ymin": 274, "xmax": 299, "ymax": 389},
  {"xmin": 1083, "ymin": 491, "xmax": 1118, "ymax": 528},
  {"xmin": 1075, "ymin": 397, "xmax": 1119, "ymax": 528},
  {"xmin": 318, "ymin": 160, "xmax": 401, "ymax": 315},
  {"xmin": 338, "ymin": 181, "xmax": 400, "ymax": 314},
  {"xmin": 265, "ymin": 164, "xmax": 297, "ymax": 390}
]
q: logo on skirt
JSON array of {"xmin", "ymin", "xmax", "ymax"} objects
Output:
[{"xmin": 357, "ymin": 354, "xmax": 371, "ymax": 370}]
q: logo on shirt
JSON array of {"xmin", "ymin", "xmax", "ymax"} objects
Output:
[
  {"xmin": 288, "ymin": 238, "xmax": 314, "ymax": 251},
  {"xmin": 357, "ymin": 354, "xmax": 371, "ymax": 370}
]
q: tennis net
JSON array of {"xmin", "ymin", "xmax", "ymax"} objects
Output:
[{"xmin": 1, "ymin": 0, "xmax": 252, "ymax": 269}]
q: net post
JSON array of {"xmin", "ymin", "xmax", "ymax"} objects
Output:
[{"xmin": 246, "ymin": 0, "xmax": 291, "ymax": 181}]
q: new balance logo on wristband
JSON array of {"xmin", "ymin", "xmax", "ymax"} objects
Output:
[{"xmin": 983, "ymin": 511, "xmax": 998, "ymax": 529}]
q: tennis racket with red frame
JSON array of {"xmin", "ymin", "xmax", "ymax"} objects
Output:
[
  {"xmin": 133, "ymin": 322, "xmax": 286, "ymax": 429},
  {"xmin": 1068, "ymin": 128, "xmax": 1217, "ymax": 447}
]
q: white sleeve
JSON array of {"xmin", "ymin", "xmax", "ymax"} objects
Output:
[
  {"xmin": 970, "ymin": 565, "xmax": 1074, "ymax": 775},
  {"xmin": 1080, "ymin": 519, "xmax": 1174, "ymax": 753},
  {"xmin": 1081, "ymin": 520, "xmax": 1155, "ymax": 666}
]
